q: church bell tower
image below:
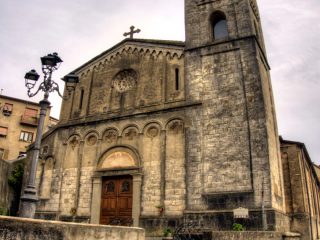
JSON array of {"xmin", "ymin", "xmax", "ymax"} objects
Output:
[{"xmin": 184, "ymin": 0, "xmax": 287, "ymax": 230}]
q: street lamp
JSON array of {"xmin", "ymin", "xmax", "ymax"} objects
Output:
[{"xmin": 19, "ymin": 52, "xmax": 79, "ymax": 218}]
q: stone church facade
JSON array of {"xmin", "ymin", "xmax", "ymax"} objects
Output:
[{"xmin": 23, "ymin": 0, "xmax": 318, "ymax": 237}]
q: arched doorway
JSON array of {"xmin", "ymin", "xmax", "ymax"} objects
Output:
[
  {"xmin": 90, "ymin": 146, "xmax": 142, "ymax": 227},
  {"xmin": 100, "ymin": 175, "xmax": 133, "ymax": 225}
]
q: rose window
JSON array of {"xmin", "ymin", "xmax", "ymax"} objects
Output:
[{"xmin": 113, "ymin": 69, "xmax": 138, "ymax": 93}]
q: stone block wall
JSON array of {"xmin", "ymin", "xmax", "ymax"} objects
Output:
[
  {"xmin": 59, "ymin": 41, "xmax": 185, "ymax": 122},
  {"xmin": 78, "ymin": 167, "xmax": 95, "ymax": 216},
  {"xmin": 185, "ymin": 0, "xmax": 255, "ymax": 48},
  {"xmin": 200, "ymin": 49, "xmax": 252, "ymax": 194},
  {"xmin": 165, "ymin": 120, "xmax": 186, "ymax": 216},
  {"xmin": 0, "ymin": 160, "xmax": 10, "ymax": 213},
  {"xmin": 32, "ymin": 110, "xmax": 188, "ymax": 222},
  {"xmin": 0, "ymin": 216, "xmax": 145, "ymax": 240},
  {"xmin": 141, "ymin": 127, "xmax": 162, "ymax": 216},
  {"xmin": 280, "ymin": 140, "xmax": 320, "ymax": 240},
  {"xmin": 184, "ymin": 0, "xmax": 285, "ymax": 215},
  {"xmin": 0, "ymin": 158, "xmax": 24, "ymax": 216},
  {"xmin": 211, "ymin": 231, "xmax": 297, "ymax": 240}
]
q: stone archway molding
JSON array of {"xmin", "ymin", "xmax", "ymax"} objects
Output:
[{"xmin": 97, "ymin": 145, "xmax": 141, "ymax": 170}]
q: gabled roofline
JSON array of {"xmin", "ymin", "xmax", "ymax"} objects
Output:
[
  {"xmin": 280, "ymin": 136, "xmax": 320, "ymax": 187},
  {"xmin": 69, "ymin": 38, "xmax": 185, "ymax": 75}
]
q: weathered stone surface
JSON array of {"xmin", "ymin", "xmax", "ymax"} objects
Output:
[
  {"xmin": 0, "ymin": 160, "xmax": 10, "ymax": 212},
  {"xmin": 20, "ymin": 1, "xmax": 319, "ymax": 239},
  {"xmin": 211, "ymin": 231, "xmax": 287, "ymax": 240},
  {"xmin": 0, "ymin": 158, "xmax": 24, "ymax": 216},
  {"xmin": 184, "ymin": 0, "xmax": 285, "ymax": 214},
  {"xmin": 281, "ymin": 139, "xmax": 320, "ymax": 240},
  {"xmin": 0, "ymin": 216, "xmax": 145, "ymax": 240}
]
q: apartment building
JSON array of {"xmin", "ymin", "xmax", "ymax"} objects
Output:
[{"xmin": 0, "ymin": 95, "xmax": 57, "ymax": 161}]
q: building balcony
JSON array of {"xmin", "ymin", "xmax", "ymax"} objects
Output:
[{"xmin": 20, "ymin": 115, "xmax": 38, "ymax": 127}]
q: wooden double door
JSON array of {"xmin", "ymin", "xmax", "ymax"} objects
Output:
[{"xmin": 100, "ymin": 175, "xmax": 133, "ymax": 226}]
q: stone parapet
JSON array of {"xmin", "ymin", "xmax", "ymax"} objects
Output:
[
  {"xmin": 211, "ymin": 231, "xmax": 301, "ymax": 240},
  {"xmin": 0, "ymin": 216, "xmax": 145, "ymax": 240}
]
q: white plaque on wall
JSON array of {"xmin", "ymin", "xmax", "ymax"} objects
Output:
[{"xmin": 233, "ymin": 207, "xmax": 249, "ymax": 219}]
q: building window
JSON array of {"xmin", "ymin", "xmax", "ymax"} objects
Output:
[
  {"xmin": 21, "ymin": 107, "xmax": 38, "ymax": 126},
  {"xmin": 23, "ymin": 108, "xmax": 38, "ymax": 119},
  {"xmin": 175, "ymin": 68, "xmax": 180, "ymax": 91},
  {"xmin": 79, "ymin": 89, "xmax": 84, "ymax": 110},
  {"xmin": 19, "ymin": 131, "xmax": 34, "ymax": 142},
  {"xmin": 0, "ymin": 126, "xmax": 8, "ymax": 137},
  {"xmin": 3, "ymin": 103, "xmax": 13, "ymax": 116},
  {"xmin": 211, "ymin": 11, "xmax": 228, "ymax": 41}
]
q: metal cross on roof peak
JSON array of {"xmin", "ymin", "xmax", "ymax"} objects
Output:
[{"xmin": 123, "ymin": 26, "xmax": 141, "ymax": 39}]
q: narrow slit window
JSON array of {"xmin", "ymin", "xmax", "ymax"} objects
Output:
[
  {"xmin": 79, "ymin": 89, "xmax": 84, "ymax": 110},
  {"xmin": 175, "ymin": 68, "xmax": 180, "ymax": 91}
]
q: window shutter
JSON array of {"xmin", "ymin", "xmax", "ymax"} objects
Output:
[
  {"xmin": 4, "ymin": 103, "xmax": 13, "ymax": 111},
  {"xmin": 24, "ymin": 108, "xmax": 38, "ymax": 117},
  {"xmin": 0, "ymin": 127, "xmax": 8, "ymax": 136}
]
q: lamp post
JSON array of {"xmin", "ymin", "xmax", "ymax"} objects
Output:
[{"xmin": 19, "ymin": 52, "xmax": 79, "ymax": 218}]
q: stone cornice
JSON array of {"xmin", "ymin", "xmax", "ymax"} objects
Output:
[{"xmin": 71, "ymin": 39, "xmax": 185, "ymax": 78}]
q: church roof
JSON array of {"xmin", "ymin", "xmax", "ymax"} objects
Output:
[
  {"xmin": 280, "ymin": 137, "xmax": 320, "ymax": 186},
  {"xmin": 70, "ymin": 38, "xmax": 185, "ymax": 75}
]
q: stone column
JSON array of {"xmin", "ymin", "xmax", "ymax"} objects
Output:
[
  {"xmin": 75, "ymin": 140, "xmax": 85, "ymax": 213},
  {"xmin": 90, "ymin": 177, "xmax": 102, "ymax": 224},
  {"xmin": 132, "ymin": 174, "xmax": 142, "ymax": 227},
  {"xmin": 95, "ymin": 138, "xmax": 103, "ymax": 166},
  {"xmin": 160, "ymin": 130, "xmax": 166, "ymax": 209}
]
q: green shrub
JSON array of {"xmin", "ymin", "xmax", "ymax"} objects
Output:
[
  {"xmin": 8, "ymin": 162, "xmax": 24, "ymax": 192},
  {"xmin": 163, "ymin": 228, "xmax": 172, "ymax": 237},
  {"xmin": 232, "ymin": 223, "xmax": 245, "ymax": 231}
]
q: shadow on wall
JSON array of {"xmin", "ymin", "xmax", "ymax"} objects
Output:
[{"xmin": 0, "ymin": 157, "xmax": 25, "ymax": 216}]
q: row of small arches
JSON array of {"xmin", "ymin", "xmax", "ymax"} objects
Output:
[
  {"xmin": 67, "ymin": 118, "xmax": 185, "ymax": 146},
  {"xmin": 78, "ymin": 47, "xmax": 184, "ymax": 78}
]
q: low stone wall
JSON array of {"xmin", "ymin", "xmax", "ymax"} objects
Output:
[
  {"xmin": 0, "ymin": 216, "xmax": 145, "ymax": 240},
  {"xmin": 211, "ymin": 231, "xmax": 301, "ymax": 240}
]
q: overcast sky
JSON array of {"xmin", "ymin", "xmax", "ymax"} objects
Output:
[{"xmin": 0, "ymin": 0, "xmax": 319, "ymax": 163}]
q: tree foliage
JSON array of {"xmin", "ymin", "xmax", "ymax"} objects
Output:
[{"xmin": 8, "ymin": 162, "xmax": 24, "ymax": 193}]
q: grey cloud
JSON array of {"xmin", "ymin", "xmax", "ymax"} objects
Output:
[{"xmin": 0, "ymin": 0, "xmax": 319, "ymax": 162}]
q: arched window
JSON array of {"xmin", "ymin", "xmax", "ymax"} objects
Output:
[{"xmin": 211, "ymin": 11, "xmax": 228, "ymax": 41}]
